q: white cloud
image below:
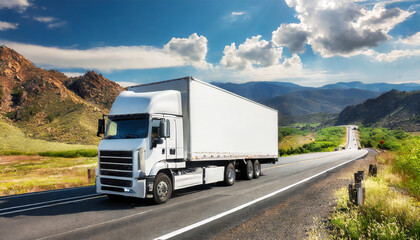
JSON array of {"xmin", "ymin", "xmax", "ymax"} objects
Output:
[
  {"xmin": 375, "ymin": 49, "xmax": 420, "ymax": 62},
  {"xmin": 0, "ymin": 20, "xmax": 18, "ymax": 31},
  {"xmin": 163, "ymin": 33, "xmax": 209, "ymax": 68},
  {"xmin": 272, "ymin": 23, "xmax": 308, "ymax": 53},
  {"xmin": 33, "ymin": 16, "xmax": 56, "ymax": 23},
  {"xmin": 400, "ymin": 32, "xmax": 420, "ymax": 45},
  {"xmin": 220, "ymin": 35, "xmax": 283, "ymax": 70},
  {"xmin": 0, "ymin": 33, "xmax": 210, "ymax": 71},
  {"xmin": 0, "ymin": 0, "xmax": 29, "ymax": 9},
  {"xmin": 34, "ymin": 16, "xmax": 66, "ymax": 29},
  {"xmin": 116, "ymin": 81, "xmax": 138, "ymax": 88},
  {"xmin": 63, "ymin": 72, "xmax": 84, "ymax": 78},
  {"xmin": 231, "ymin": 11, "xmax": 246, "ymax": 16},
  {"xmin": 278, "ymin": 0, "xmax": 415, "ymax": 57}
]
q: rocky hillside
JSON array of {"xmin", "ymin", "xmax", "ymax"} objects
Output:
[
  {"xmin": 65, "ymin": 71, "xmax": 124, "ymax": 109},
  {"xmin": 337, "ymin": 90, "xmax": 420, "ymax": 131},
  {"xmin": 0, "ymin": 46, "xmax": 124, "ymax": 144},
  {"xmin": 261, "ymin": 88, "xmax": 380, "ymax": 116}
]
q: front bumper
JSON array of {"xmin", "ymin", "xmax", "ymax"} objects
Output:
[{"xmin": 96, "ymin": 177, "xmax": 146, "ymax": 198}]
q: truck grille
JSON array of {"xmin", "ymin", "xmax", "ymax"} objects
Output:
[
  {"xmin": 99, "ymin": 151, "xmax": 133, "ymax": 177},
  {"xmin": 100, "ymin": 178, "xmax": 133, "ymax": 187}
]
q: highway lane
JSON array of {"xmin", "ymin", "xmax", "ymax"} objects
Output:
[{"xmin": 0, "ymin": 127, "xmax": 366, "ymax": 240}]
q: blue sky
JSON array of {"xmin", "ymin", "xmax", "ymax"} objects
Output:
[{"xmin": 0, "ymin": 0, "xmax": 419, "ymax": 87}]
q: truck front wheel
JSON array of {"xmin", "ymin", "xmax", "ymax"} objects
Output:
[
  {"xmin": 224, "ymin": 163, "xmax": 236, "ymax": 186},
  {"xmin": 153, "ymin": 173, "xmax": 172, "ymax": 204}
]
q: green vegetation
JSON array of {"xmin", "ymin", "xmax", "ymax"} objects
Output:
[
  {"xmin": 0, "ymin": 117, "xmax": 96, "ymax": 154},
  {"xmin": 329, "ymin": 128, "xmax": 420, "ymax": 239},
  {"xmin": 0, "ymin": 156, "xmax": 97, "ymax": 196},
  {"xmin": 39, "ymin": 149, "xmax": 97, "ymax": 158},
  {"xmin": 359, "ymin": 126, "xmax": 410, "ymax": 151},
  {"xmin": 279, "ymin": 126, "xmax": 345, "ymax": 156},
  {"xmin": 330, "ymin": 178, "xmax": 419, "ymax": 239}
]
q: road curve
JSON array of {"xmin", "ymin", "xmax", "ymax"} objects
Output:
[{"xmin": 0, "ymin": 126, "xmax": 367, "ymax": 240}]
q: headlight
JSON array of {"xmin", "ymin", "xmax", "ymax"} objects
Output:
[{"xmin": 138, "ymin": 147, "xmax": 145, "ymax": 172}]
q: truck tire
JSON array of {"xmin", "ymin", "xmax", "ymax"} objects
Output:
[
  {"xmin": 153, "ymin": 173, "xmax": 172, "ymax": 204},
  {"xmin": 243, "ymin": 160, "xmax": 254, "ymax": 180},
  {"xmin": 253, "ymin": 160, "xmax": 261, "ymax": 179},
  {"xmin": 224, "ymin": 163, "xmax": 236, "ymax": 186}
]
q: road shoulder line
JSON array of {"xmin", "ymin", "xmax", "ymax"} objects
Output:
[{"xmin": 155, "ymin": 150, "xmax": 368, "ymax": 240}]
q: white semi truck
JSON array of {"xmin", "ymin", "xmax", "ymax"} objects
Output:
[{"xmin": 96, "ymin": 77, "xmax": 278, "ymax": 204}]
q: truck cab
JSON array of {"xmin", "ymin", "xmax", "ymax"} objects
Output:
[{"xmin": 96, "ymin": 90, "xmax": 185, "ymax": 203}]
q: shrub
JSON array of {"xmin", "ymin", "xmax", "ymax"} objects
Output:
[{"xmin": 38, "ymin": 149, "xmax": 97, "ymax": 158}]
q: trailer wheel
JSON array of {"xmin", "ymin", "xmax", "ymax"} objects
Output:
[
  {"xmin": 224, "ymin": 163, "xmax": 236, "ymax": 186},
  {"xmin": 253, "ymin": 160, "xmax": 261, "ymax": 179},
  {"xmin": 153, "ymin": 173, "xmax": 172, "ymax": 204},
  {"xmin": 243, "ymin": 160, "xmax": 254, "ymax": 180}
]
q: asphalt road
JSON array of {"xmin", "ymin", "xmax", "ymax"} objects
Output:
[{"xmin": 0, "ymin": 126, "xmax": 367, "ymax": 240}]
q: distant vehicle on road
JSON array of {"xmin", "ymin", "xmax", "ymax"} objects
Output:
[{"xmin": 96, "ymin": 77, "xmax": 278, "ymax": 203}]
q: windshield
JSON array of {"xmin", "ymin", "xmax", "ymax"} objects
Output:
[{"xmin": 104, "ymin": 118, "xmax": 149, "ymax": 139}]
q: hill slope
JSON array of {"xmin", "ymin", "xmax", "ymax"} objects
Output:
[
  {"xmin": 0, "ymin": 46, "xmax": 123, "ymax": 144},
  {"xmin": 337, "ymin": 90, "xmax": 420, "ymax": 131},
  {"xmin": 261, "ymin": 88, "xmax": 381, "ymax": 116}
]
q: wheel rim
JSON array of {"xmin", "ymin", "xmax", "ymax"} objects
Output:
[
  {"xmin": 247, "ymin": 164, "xmax": 253, "ymax": 178},
  {"xmin": 228, "ymin": 167, "xmax": 234, "ymax": 183},
  {"xmin": 255, "ymin": 162, "xmax": 260, "ymax": 176},
  {"xmin": 157, "ymin": 181, "xmax": 168, "ymax": 198}
]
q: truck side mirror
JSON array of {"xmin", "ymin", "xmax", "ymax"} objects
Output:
[
  {"xmin": 97, "ymin": 119, "xmax": 105, "ymax": 137},
  {"xmin": 159, "ymin": 119, "xmax": 167, "ymax": 138}
]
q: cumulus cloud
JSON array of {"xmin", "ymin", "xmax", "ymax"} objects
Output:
[
  {"xmin": 375, "ymin": 49, "xmax": 420, "ymax": 62},
  {"xmin": 276, "ymin": 0, "xmax": 415, "ymax": 57},
  {"xmin": 0, "ymin": 20, "xmax": 18, "ymax": 31},
  {"xmin": 0, "ymin": 33, "xmax": 209, "ymax": 71},
  {"xmin": 272, "ymin": 23, "xmax": 308, "ymax": 53},
  {"xmin": 163, "ymin": 33, "xmax": 208, "ymax": 67},
  {"xmin": 400, "ymin": 32, "xmax": 420, "ymax": 45},
  {"xmin": 220, "ymin": 35, "xmax": 283, "ymax": 70},
  {"xmin": 0, "ymin": 0, "xmax": 29, "ymax": 9}
]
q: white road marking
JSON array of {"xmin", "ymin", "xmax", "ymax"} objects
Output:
[
  {"xmin": 155, "ymin": 150, "xmax": 368, "ymax": 240},
  {"xmin": 0, "ymin": 194, "xmax": 103, "ymax": 216},
  {"xmin": 0, "ymin": 193, "xmax": 99, "ymax": 212}
]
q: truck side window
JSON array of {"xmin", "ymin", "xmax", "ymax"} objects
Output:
[
  {"xmin": 151, "ymin": 119, "xmax": 160, "ymax": 139},
  {"xmin": 166, "ymin": 120, "xmax": 170, "ymax": 138}
]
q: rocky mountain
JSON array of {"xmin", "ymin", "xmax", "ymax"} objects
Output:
[
  {"xmin": 212, "ymin": 81, "xmax": 313, "ymax": 101},
  {"xmin": 337, "ymin": 90, "xmax": 420, "ymax": 131},
  {"xmin": 65, "ymin": 71, "xmax": 124, "ymax": 109},
  {"xmin": 0, "ymin": 46, "xmax": 124, "ymax": 144}
]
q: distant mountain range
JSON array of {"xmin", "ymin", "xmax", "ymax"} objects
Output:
[
  {"xmin": 212, "ymin": 81, "xmax": 420, "ymax": 116},
  {"xmin": 337, "ymin": 90, "xmax": 420, "ymax": 131}
]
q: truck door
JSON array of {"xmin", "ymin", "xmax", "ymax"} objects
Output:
[
  {"xmin": 165, "ymin": 118, "xmax": 177, "ymax": 160},
  {"xmin": 150, "ymin": 118, "xmax": 166, "ymax": 162}
]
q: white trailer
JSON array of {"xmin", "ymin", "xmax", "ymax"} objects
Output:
[{"xmin": 96, "ymin": 77, "xmax": 278, "ymax": 203}]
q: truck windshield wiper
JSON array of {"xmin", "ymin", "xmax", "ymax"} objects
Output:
[{"xmin": 125, "ymin": 134, "xmax": 139, "ymax": 139}]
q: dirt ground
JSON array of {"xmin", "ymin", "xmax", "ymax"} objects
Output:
[
  {"xmin": 0, "ymin": 155, "xmax": 43, "ymax": 165},
  {"xmin": 212, "ymin": 150, "xmax": 377, "ymax": 240}
]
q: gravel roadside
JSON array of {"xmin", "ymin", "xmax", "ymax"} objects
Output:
[{"xmin": 212, "ymin": 149, "xmax": 377, "ymax": 240}]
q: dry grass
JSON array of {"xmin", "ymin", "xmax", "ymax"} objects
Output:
[
  {"xmin": 0, "ymin": 156, "xmax": 97, "ymax": 196},
  {"xmin": 278, "ymin": 133, "xmax": 316, "ymax": 150}
]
